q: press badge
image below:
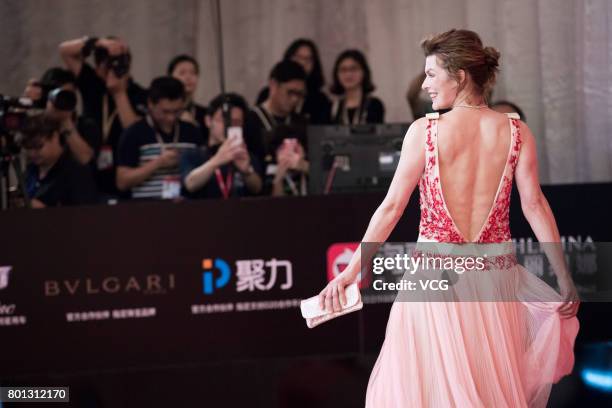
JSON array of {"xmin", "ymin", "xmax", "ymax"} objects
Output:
[
  {"xmin": 161, "ymin": 175, "xmax": 181, "ymax": 199},
  {"xmin": 97, "ymin": 145, "xmax": 113, "ymax": 171}
]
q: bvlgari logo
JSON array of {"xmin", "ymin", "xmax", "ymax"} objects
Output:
[
  {"xmin": 0, "ymin": 266, "xmax": 11, "ymax": 290},
  {"xmin": 44, "ymin": 274, "xmax": 176, "ymax": 296}
]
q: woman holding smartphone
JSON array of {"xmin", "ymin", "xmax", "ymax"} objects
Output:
[{"xmin": 181, "ymin": 93, "xmax": 262, "ymax": 199}]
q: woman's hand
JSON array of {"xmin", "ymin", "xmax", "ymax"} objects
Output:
[
  {"xmin": 213, "ymin": 138, "xmax": 241, "ymax": 167},
  {"xmin": 557, "ymin": 277, "xmax": 580, "ymax": 318},
  {"xmin": 318, "ymin": 270, "xmax": 358, "ymax": 313},
  {"xmin": 232, "ymin": 146, "xmax": 251, "ymax": 172}
]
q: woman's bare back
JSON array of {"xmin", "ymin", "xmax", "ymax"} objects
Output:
[{"xmin": 436, "ymin": 109, "xmax": 513, "ymax": 242}]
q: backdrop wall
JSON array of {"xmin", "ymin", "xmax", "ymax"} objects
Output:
[{"xmin": 1, "ymin": 0, "xmax": 610, "ymax": 184}]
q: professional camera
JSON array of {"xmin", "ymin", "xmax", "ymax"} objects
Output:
[
  {"xmin": 94, "ymin": 46, "xmax": 131, "ymax": 77},
  {"xmin": 0, "ymin": 95, "xmax": 39, "ymax": 136},
  {"xmin": 46, "ymin": 88, "xmax": 77, "ymax": 112},
  {"xmin": 0, "ymin": 96, "xmax": 41, "ymax": 209}
]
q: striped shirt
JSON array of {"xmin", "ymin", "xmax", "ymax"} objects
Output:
[{"xmin": 117, "ymin": 118, "xmax": 203, "ymax": 199}]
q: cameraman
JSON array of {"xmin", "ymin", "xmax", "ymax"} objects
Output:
[
  {"xmin": 37, "ymin": 67, "xmax": 101, "ymax": 166},
  {"xmin": 59, "ymin": 36, "xmax": 147, "ymax": 198},
  {"xmin": 22, "ymin": 113, "xmax": 98, "ymax": 208}
]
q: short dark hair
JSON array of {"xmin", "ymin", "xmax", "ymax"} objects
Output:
[
  {"xmin": 330, "ymin": 49, "xmax": 375, "ymax": 95},
  {"xmin": 148, "ymin": 76, "xmax": 186, "ymax": 104},
  {"xmin": 37, "ymin": 67, "xmax": 77, "ymax": 107},
  {"xmin": 269, "ymin": 60, "xmax": 307, "ymax": 84},
  {"xmin": 21, "ymin": 113, "xmax": 62, "ymax": 148},
  {"xmin": 207, "ymin": 93, "xmax": 249, "ymax": 117},
  {"xmin": 283, "ymin": 38, "xmax": 325, "ymax": 90},
  {"xmin": 40, "ymin": 67, "xmax": 76, "ymax": 89},
  {"xmin": 491, "ymin": 100, "xmax": 526, "ymax": 122},
  {"xmin": 167, "ymin": 54, "xmax": 200, "ymax": 76}
]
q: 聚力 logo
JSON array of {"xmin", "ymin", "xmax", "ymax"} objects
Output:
[{"xmin": 202, "ymin": 258, "xmax": 231, "ymax": 294}]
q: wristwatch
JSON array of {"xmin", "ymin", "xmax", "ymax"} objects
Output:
[{"xmin": 82, "ymin": 36, "xmax": 99, "ymax": 57}]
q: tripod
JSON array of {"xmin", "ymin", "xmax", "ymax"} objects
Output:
[{"xmin": 0, "ymin": 132, "xmax": 31, "ymax": 210}]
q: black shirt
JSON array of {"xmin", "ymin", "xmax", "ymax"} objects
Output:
[
  {"xmin": 243, "ymin": 105, "xmax": 308, "ymax": 167},
  {"xmin": 25, "ymin": 151, "xmax": 99, "ymax": 207},
  {"xmin": 180, "ymin": 144, "xmax": 262, "ymax": 199},
  {"xmin": 256, "ymin": 86, "xmax": 331, "ymax": 124},
  {"xmin": 75, "ymin": 63, "xmax": 148, "ymax": 197},
  {"xmin": 330, "ymin": 95, "xmax": 385, "ymax": 124},
  {"xmin": 117, "ymin": 118, "xmax": 204, "ymax": 200},
  {"xmin": 186, "ymin": 101, "xmax": 210, "ymax": 143},
  {"xmin": 75, "ymin": 114, "xmax": 103, "ymax": 159}
]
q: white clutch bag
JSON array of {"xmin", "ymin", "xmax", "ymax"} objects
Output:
[{"xmin": 300, "ymin": 282, "xmax": 363, "ymax": 328}]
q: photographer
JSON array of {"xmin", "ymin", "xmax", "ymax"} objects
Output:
[
  {"xmin": 182, "ymin": 93, "xmax": 262, "ymax": 199},
  {"xmin": 244, "ymin": 60, "xmax": 309, "ymax": 178},
  {"xmin": 116, "ymin": 77, "xmax": 203, "ymax": 200},
  {"xmin": 59, "ymin": 36, "xmax": 147, "ymax": 197},
  {"xmin": 36, "ymin": 67, "xmax": 101, "ymax": 165},
  {"xmin": 244, "ymin": 61, "xmax": 310, "ymax": 197},
  {"xmin": 22, "ymin": 113, "xmax": 98, "ymax": 208}
]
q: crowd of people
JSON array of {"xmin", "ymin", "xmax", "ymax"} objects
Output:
[{"xmin": 16, "ymin": 36, "xmax": 522, "ymax": 208}]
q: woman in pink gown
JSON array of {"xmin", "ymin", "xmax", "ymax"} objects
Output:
[{"xmin": 318, "ymin": 29, "xmax": 580, "ymax": 407}]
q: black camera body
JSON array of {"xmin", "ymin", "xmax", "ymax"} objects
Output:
[
  {"xmin": 0, "ymin": 95, "xmax": 44, "ymax": 154},
  {"xmin": 94, "ymin": 46, "xmax": 131, "ymax": 77},
  {"xmin": 47, "ymin": 89, "xmax": 77, "ymax": 112},
  {"xmin": 0, "ymin": 95, "xmax": 36, "ymax": 134}
]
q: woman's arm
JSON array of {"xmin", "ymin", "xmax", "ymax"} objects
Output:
[
  {"xmin": 319, "ymin": 117, "xmax": 427, "ymax": 312},
  {"xmin": 514, "ymin": 122, "xmax": 579, "ymax": 317}
]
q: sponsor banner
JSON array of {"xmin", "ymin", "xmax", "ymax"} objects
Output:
[{"xmin": 0, "ymin": 183, "xmax": 610, "ymax": 376}]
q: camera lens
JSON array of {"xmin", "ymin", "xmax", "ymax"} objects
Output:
[{"xmin": 49, "ymin": 89, "xmax": 77, "ymax": 111}]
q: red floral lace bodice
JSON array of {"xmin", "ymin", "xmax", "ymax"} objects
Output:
[{"xmin": 418, "ymin": 113, "xmax": 522, "ymax": 243}]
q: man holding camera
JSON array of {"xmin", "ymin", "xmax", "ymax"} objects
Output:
[
  {"xmin": 181, "ymin": 93, "xmax": 262, "ymax": 199},
  {"xmin": 34, "ymin": 67, "xmax": 102, "ymax": 166},
  {"xmin": 116, "ymin": 77, "xmax": 203, "ymax": 200},
  {"xmin": 59, "ymin": 36, "xmax": 147, "ymax": 198},
  {"xmin": 22, "ymin": 114, "xmax": 98, "ymax": 208}
]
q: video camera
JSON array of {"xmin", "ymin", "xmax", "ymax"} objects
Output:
[
  {"xmin": 0, "ymin": 95, "xmax": 43, "ymax": 155},
  {"xmin": 0, "ymin": 95, "xmax": 39, "ymax": 134}
]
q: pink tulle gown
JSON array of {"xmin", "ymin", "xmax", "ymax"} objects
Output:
[{"xmin": 365, "ymin": 113, "xmax": 580, "ymax": 407}]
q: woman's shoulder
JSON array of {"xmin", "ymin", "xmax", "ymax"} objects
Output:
[
  {"xmin": 367, "ymin": 95, "xmax": 385, "ymax": 108},
  {"xmin": 410, "ymin": 116, "xmax": 429, "ymax": 129}
]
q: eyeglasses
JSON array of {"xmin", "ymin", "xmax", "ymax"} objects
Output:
[
  {"xmin": 339, "ymin": 65, "xmax": 362, "ymax": 74},
  {"xmin": 285, "ymin": 88, "xmax": 306, "ymax": 99}
]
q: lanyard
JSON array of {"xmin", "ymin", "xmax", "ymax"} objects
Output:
[
  {"xmin": 284, "ymin": 172, "xmax": 307, "ymax": 196},
  {"xmin": 340, "ymin": 96, "xmax": 368, "ymax": 125},
  {"xmin": 146, "ymin": 115, "xmax": 179, "ymax": 146},
  {"xmin": 254, "ymin": 105, "xmax": 291, "ymax": 132},
  {"xmin": 102, "ymin": 94, "xmax": 118, "ymax": 142},
  {"xmin": 214, "ymin": 168, "xmax": 233, "ymax": 199}
]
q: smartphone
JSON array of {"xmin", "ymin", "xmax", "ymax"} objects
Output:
[
  {"xmin": 227, "ymin": 126, "xmax": 243, "ymax": 146},
  {"xmin": 284, "ymin": 138, "xmax": 299, "ymax": 153}
]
